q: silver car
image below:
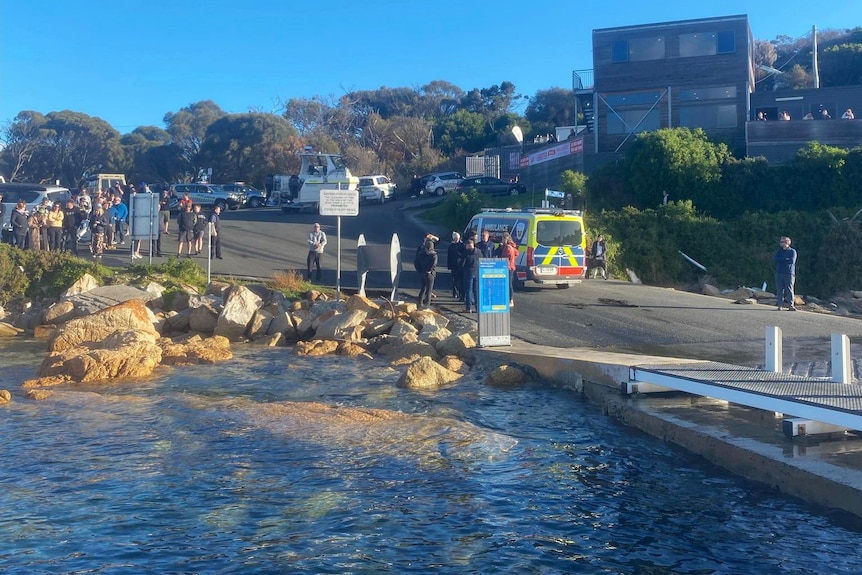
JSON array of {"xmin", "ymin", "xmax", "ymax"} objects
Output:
[{"xmin": 423, "ymin": 172, "xmax": 464, "ymax": 196}]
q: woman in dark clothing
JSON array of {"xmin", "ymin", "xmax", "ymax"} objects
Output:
[
  {"xmin": 415, "ymin": 239, "xmax": 438, "ymax": 308},
  {"xmin": 10, "ymin": 201, "xmax": 29, "ymax": 248},
  {"xmin": 461, "ymin": 239, "xmax": 480, "ymax": 313}
]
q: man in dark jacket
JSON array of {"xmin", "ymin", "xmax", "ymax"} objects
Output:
[
  {"xmin": 177, "ymin": 203, "xmax": 196, "ymax": 257},
  {"xmin": 415, "ymin": 238, "xmax": 437, "ymax": 308},
  {"xmin": 10, "ymin": 201, "xmax": 29, "ymax": 248},
  {"xmin": 209, "ymin": 206, "xmax": 222, "ymax": 259},
  {"xmin": 447, "ymin": 232, "xmax": 465, "ymax": 300},
  {"xmin": 476, "ymin": 229, "xmax": 494, "ymax": 258},
  {"xmin": 61, "ymin": 199, "xmax": 83, "ymax": 255}
]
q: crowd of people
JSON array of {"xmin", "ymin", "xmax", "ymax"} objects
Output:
[{"xmin": 2, "ymin": 184, "xmax": 223, "ymax": 261}]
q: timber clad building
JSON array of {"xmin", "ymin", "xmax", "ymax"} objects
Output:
[
  {"xmin": 568, "ymin": 13, "xmax": 862, "ymax": 172},
  {"xmin": 580, "ymin": 15, "xmax": 754, "ymax": 160},
  {"xmin": 508, "ymin": 14, "xmax": 862, "ymax": 187}
]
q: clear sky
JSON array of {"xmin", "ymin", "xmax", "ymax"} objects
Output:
[{"xmin": 1, "ymin": 0, "xmax": 857, "ymax": 135}]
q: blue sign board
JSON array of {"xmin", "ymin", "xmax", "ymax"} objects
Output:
[{"xmin": 478, "ymin": 259, "xmax": 510, "ymax": 313}]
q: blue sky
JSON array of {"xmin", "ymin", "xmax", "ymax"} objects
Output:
[{"xmin": 1, "ymin": 0, "xmax": 857, "ymax": 134}]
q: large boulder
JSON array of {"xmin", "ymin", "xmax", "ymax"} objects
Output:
[
  {"xmin": 410, "ymin": 308, "xmax": 449, "ymax": 329},
  {"xmin": 267, "ymin": 310, "xmax": 298, "ymax": 341},
  {"xmin": 389, "ymin": 318, "xmax": 419, "ymax": 338},
  {"xmin": 346, "ymin": 294, "xmax": 381, "ymax": 316},
  {"xmin": 34, "ymin": 329, "xmax": 163, "ymax": 384},
  {"xmin": 162, "ymin": 309, "xmax": 192, "ymax": 335},
  {"xmin": 397, "ymin": 356, "xmax": 463, "ymax": 390},
  {"xmin": 484, "ymin": 365, "xmax": 529, "ymax": 387},
  {"xmin": 43, "ymin": 300, "xmax": 77, "ymax": 325},
  {"xmin": 214, "ymin": 285, "xmax": 263, "ymax": 341},
  {"xmin": 0, "ymin": 322, "xmax": 23, "ymax": 337},
  {"xmin": 294, "ymin": 339, "xmax": 339, "ymax": 356},
  {"xmin": 49, "ymin": 299, "xmax": 159, "ymax": 352},
  {"xmin": 61, "ymin": 273, "xmax": 99, "ymax": 298},
  {"xmin": 188, "ymin": 301, "xmax": 220, "ymax": 334},
  {"xmin": 315, "ymin": 309, "xmax": 368, "ymax": 341},
  {"xmin": 435, "ymin": 332, "xmax": 477, "ymax": 359},
  {"xmin": 159, "ymin": 335, "xmax": 233, "ymax": 366},
  {"xmin": 246, "ymin": 309, "xmax": 274, "ymax": 340}
]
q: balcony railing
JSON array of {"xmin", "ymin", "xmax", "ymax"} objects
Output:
[{"xmin": 572, "ymin": 70, "xmax": 594, "ymax": 91}]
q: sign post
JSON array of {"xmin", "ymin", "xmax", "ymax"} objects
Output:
[
  {"xmin": 319, "ymin": 188, "xmax": 359, "ymax": 300},
  {"xmin": 544, "ymin": 188, "xmax": 565, "ymax": 208},
  {"xmin": 477, "ymin": 258, "xmax": 511, "ymax": 347}
]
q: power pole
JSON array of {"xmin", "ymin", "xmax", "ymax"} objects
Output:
[{"xmin": 812, "ymin": 25, "xmax": 820, "ymax": 89}]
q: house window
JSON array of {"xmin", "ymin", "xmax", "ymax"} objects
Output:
[
  {"xmin": 717, "ymin": 30, "xmax": 735, "ymax": 54},
  {"xmin": 606, "ymin": 92, "xmax": 663, "ymax": 107},
  {"xmin": 607, "ymin": 109, "xmax": 661, "ymax": 134},
  {"xmin": 679, "ymin": 104, "xmax": 738, "ymax": 129},
  {"xmin": 629, "ymin": 37, "xmax": 665, "ymax": 61},
  {"xmin": 679, "ymin": 86, "xmax": 737, "ymax": 101},
  {"xmin": 679, "ymin": 31, "xmax": 736, "ymax": 57},
  {"xmin": 612, "ymin": 40, "xmax": 628, "ymax": 63}
]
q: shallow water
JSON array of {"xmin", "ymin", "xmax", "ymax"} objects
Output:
[{"xmin": 1, "ymin": 340, "xmax": 860, "ymax": 574}]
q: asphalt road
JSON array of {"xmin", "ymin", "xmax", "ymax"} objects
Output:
[{"xmin": 117, "ymin": 198, "xmax": 862, "ymax": 368}]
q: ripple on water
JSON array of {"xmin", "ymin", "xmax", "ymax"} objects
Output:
[{"xmin": 0, "ymin": 343, "xmax": 861, "ymax": 574}]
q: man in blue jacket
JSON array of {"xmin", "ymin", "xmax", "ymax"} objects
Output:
[
  {"xmin": 774, "ymin": 236, "xmax": 798, "ymax": 311},
  {"xmin": 110, "ymin": 196, "xmax": 128, "ymax": 245}
]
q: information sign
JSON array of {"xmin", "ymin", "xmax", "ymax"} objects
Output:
[
  {"xmin": 319, "ymin": 189, "xmax": 359, "ymax": 216},
  {"xmin": 477, "ymin": 258, "xmax": 511, "ymax": 347}
]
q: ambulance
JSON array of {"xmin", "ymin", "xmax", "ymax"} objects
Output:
[{"xmin": 464, "ymin": 207, "xmax": 588, "ymax": 289}]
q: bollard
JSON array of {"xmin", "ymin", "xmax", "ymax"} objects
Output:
[
  {"xmin": 765, "ymin": 326, "xmax": 782, "ymax": 373},
  {"xmin": 831, "ymin": 333, "xmax": 852, "ymax": 384}
]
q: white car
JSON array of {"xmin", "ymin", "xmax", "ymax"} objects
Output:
[
  {"xmin": 358, "ymin": 175, "xmax": 397, "ymax": 203},
  {"xmin": 423, "ymin": 172, "xmax": 464, "ymax": 196}
]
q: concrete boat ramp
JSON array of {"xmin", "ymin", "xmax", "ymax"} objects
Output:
[{"xmin": 479, "ymin": 340, "xmax": 862, "ymax": 520}]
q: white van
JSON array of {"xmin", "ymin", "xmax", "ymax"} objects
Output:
[{"xmin": 1, "ymin": 183, "xmax": 71, "ymax": 236}]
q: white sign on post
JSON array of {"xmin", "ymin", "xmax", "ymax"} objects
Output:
[
  {"xmin": 318, "ymin": 189, "xmax": 359, "ymax": 301},
  {"xmin": 319, "ymin": 189, "xmax": 359, "ymax": 216}
]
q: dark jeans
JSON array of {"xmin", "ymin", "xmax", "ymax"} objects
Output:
[
  {"xmin": 451, "ymin": 268, "xmax": 463, "ymax": 299},
  {"xmin": 463, "ymin": 272, "xmax": 477, "ymax": 310},
  {"xmin": 115, "ymin": 220, "xmax": 126, "ymax": 243},
  {"xmin": 47, "ymin": 227, "xmax": 63, "ymax": 251},
  {"xmin": 307, "ymin": 251, "xmax": 322, "ymax": 280},
  {"xmin": 418, "ymin": 271, "xmax": 435, "ymax": 306},
  {"xmin": 62, "ymin": 228, "xmax": 78, "ymax": 255},
  {"xmin": 210, "ymin": 235, "xmax": 222, "ymax": 258}
]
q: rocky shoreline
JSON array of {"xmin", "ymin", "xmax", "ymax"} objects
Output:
[{"xmin": 0, "ymin": 274, "xmax": 522, "ymax": 403}]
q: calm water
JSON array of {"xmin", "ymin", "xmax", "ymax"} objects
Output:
[{"xmin": 1, "ymin": 339, "xmax": 860, "ymax": 575}]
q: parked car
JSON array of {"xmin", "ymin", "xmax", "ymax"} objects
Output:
[
  {"xmin": 216, "ymin": 183, "xmax": 266, "ymax": 208},
  {"xmin": 171, "ymin": 183, "xmax": 245, "ymax": 211},
  {"xmin": 358, "ymin": 175, "xmax": 397, "ymax": 203},
  {"xmin": 423, "ymin": 172, "xmax": 464, "ymax": 196},
  {"xmin": 455, "ymin": 176, "xmax": 526, "ymax": 196},
  {"xmin": 0, "ymin": 183, "xmax": 71, "ymax": 240}
]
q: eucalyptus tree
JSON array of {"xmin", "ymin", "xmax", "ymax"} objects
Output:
[
  {"xmin": 163, "ymin": 100, "xmax": 226, "ymax": 179},
  {"xmin": 199, "ymin": 112, "xmax": 301, "ymax": 186}
]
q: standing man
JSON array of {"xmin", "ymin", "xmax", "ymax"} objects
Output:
[
  {"xmin": 192, "ymin": 204, "xmax": 207, "ymax": 255},
  {"xmin": 590, "ymin": 234, "xmax": 608, "ymax": 280},
  {"xmin": 447, "ymin": 231, "xmax": 464, "ymax": 300},
  {"xmin": 209, "ymin": 205, "xmax": 222, "ymax": 259},
  {"xmin": 111, "ymin": 196, "xmax": 128, "ymax": 245},
  {"xmin": 415, "ymin": 238, "xmax": 438, "ymax": 308},
  {"xmin": 177, "ymin": 203, "xmax": 196, "ymax": 257},
  {"xmin": 61, "ymin": 199, "xmax": 82, "ymax": 255},
  {"xmin": 159, "ymin": 189, "xmax": 172, "ymax": 234},
  {"xmin": 462, "ymin": 238, "xmax": 479, "ymax": 313},
  {"xmin": 476, "ymin": 229, "xmax": 494, "ymax": 258},
  {"xmin": 306, "ymin": 222, "xmax": 327, "ymax": 282},
  {"xmin": 775, "ymin": 236, "xmax": 798, "ymax": 311}
]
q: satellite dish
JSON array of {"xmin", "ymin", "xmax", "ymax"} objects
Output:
[{"xmin": 511, "ymin": 125, "xmax": 523, "ymax": 144}]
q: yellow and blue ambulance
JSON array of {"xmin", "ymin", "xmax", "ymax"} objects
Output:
[{"xmin": 464, "ymin": 207, "xmax": 588, "ymax": 289}]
